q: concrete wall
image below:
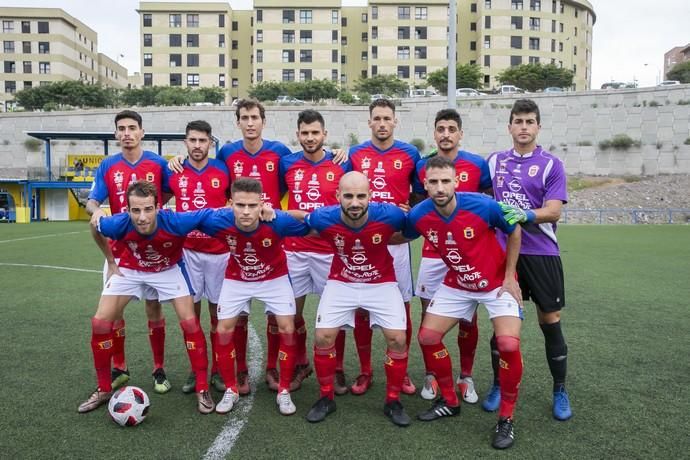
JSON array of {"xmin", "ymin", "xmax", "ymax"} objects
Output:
[{"xmin": 1, "ymin": 85, "xmax": 689, "ymax": 179}]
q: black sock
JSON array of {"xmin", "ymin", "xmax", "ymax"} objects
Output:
[
  {"xmin": 540, "ymin": 321, "xmax": 568, "ymax": 391},
  {"xmin": 489, "ymin": 334, "xmax": 500, "ymax": 386}
]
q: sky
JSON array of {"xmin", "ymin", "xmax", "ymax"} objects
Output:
[{"xmin": 8, "ymin": 0, "xmax": 690, "ymax": 88}]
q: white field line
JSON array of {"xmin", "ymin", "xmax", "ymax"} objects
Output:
[
  {"xmin": 203, "ymin": 326, "xmax": 262, "ymax": 460},
  {"xmin": 0, "ymin": 231, "xmax": 86, "ymax": 244},
  {"xmin": 0, "ymin": 262, "xmax": 100, "ymax": 273}
]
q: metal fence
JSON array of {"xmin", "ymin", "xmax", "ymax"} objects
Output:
[{"xmin": 561, "ymin": 208, "xmax": 690, "ymax": 224}]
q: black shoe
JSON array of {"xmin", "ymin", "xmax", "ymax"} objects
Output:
[
  {"xmin": 305, "ymin": 396, "xmax": 336, "ymax": 423},
  {"xmin": 383, "ymin": 400, "xmax": 411, "ymax": 427},
  {"xmin": 492, "ymin": 417, "xmax": 515, "ymax": 449},
  {"xmin": 417, "ymin": 397, "xmax": 461, "ymax": 421}
]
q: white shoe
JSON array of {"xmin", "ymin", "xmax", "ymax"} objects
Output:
[
  {"xmin": 216, "ymin": 389, "xmax": 239, "ymax": 414},
  {"xmin": 420, "ymin": 374, "xmax": 439, "ymax": 401},
  {"xmin": 457, "ymin": 376, "xmax": 479, "ymax": 404},
  {"xmin": 276, "ymin": 389, "xmax": 296, "ymax": 416}
]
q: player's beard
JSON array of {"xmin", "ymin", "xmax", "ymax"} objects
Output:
[
  {"xmin": 341, "ymin": 203, "xmax": 369, "ymax": 224},
  {"xmin": 432, "ymin": 192, "xmax": 454, "ymax": 210},
  {"xmin": 302, "ymin": 142, "xmax": 324, "ymax": 155}
]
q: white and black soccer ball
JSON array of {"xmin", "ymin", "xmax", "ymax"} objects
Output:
[{"xmin": 108, "ymin": 386, "xmax": 150, "ymax": 427}]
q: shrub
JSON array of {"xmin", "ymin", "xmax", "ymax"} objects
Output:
[
  {"xmin": 329, "ymin": 142, "xmax": 342, "ymax": 150},
  {"xmin": 656, "ymin": 141, "xmax": 663, "ymax": 149},
  {"xmin": 649, "ymin": 100, "xmax": 661, "ymax": 107},
  {"xmin": 347, "ymin": 133, "xmax": 359, "ymax": 146},
  {"xmin": 677, "ymin": 99, "xmax": 690, "ymax": 105},
  {"xmin": 599, "ymin": 134, "xmax": 641, "ymax": 151},
  {"xmin": 576, "ymin": 140, "xmax": 592, "ymax": 146},
  {"xmin": 410, "ymin": 138, "xmax": 425, "ymax": 153},
  {"xmin": 684, "ymin": 137, "xmax": 690, "ymax": 145},
  {"xmin": 24, "ymin": 138, "xmax": 43, "ymax": 152}
]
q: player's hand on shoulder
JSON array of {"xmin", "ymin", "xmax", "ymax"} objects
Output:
[
  {"xmin": 259, "ymin": 203, "xmax": 276, "ymax": 222},
  {"xmin": 90, "ymin": 208, "xmax": 107, "ymax": 227},
  {"xmin": 332, "ymin": 148, "xmax": 349, "ymax": 165},
  {"xmin": 397, "ymin": 202, "xmax": 411, "ymax": 213},
  {"xmin": 167, "ymin": 155, "xmax": 186, "ymax": 173}
]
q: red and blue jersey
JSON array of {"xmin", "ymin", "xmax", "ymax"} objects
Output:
[
  {"xmin": 404, "ymin": 193, "xmax": 516, "ymax": 292},
  {"xmin": 217, "ymin": 139, "xmax": 292, "ymax": 209},
  {"xmin": 199, "ymin": 209, "xmax": 309, "ymax": 282},
  {"xmin": 165, "ymin": 158, "xmax": 230, "ymax": 254},
  {"xmin": 305, "ymin": 203, "xmax": 405, "ymax": 284},
  {"xmin": 97, "ymin": 209, "xmax": 211, "ymax": 273},
  {"xmin": 413, "ymin": 151, "xmax": 492, "ymax": 258},
  {"xmin": 349, "ymin": 140, "xmax": 420, "ymax": 206},
  {"xmin": 280, "ymin": 150, "xmax": 351, "ymax": 254}
]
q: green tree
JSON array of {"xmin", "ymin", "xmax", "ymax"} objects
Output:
[
  {"xmin": 667, "ymin": 61, "xmax": 690, "ymax": 84},
  {"xmin": 426, "ymin": 64, "xmax": 484, "ymax": 94},
  {"xmin": 353, "ymin": 75, "xmax": 408, "ymax": 97},
  {"xmin": 196, "ymin": 87, "xmax": 226, "ymax": 104},
  {"xmin": 13, "ymin": 81, "xmax": 117, "ymax": 110},
  {"xmin": 497, "ymin": 63, "xmax": 574, "ymax": 92},
  {"xmin": 154, "ymin": 87, "xmax": 193, "ymax": 106},
  {"xmin": 248, "ymin": 82, "xmax": 286, "ymax": 101},
  {"xmin": 292, "ymin": 79, "xmax": 340, "ymax": 101}
]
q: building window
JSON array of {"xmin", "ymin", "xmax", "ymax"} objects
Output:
[
  {"xmin": 574, "ymin": 26, "xmax": 578, "ymax": 36},
  {"xmin": 232, "ymin": 78, "xmax": 238, "ymax": 88},
  {"xmin": 397, "ymin": 65, "xmax": 409, "ymax": 79},
  {"xmin": 187, "ymin": 54, "xmax": 199, "ymax": 67},
  {"xmin": 415, "ymin": 27, "xmax": 427, "ymax": 39},
  {"xmin": 575, "ymin": 7, "xmax": 579, "ymax": 17},
  {"xmin": 362, "ymin": 13, "xmax": 368, "ymax": 23},
  {"xmin": 38, "ymin": 42, "xmax": 50, "ymax": 54},
  {"xmin": 215, "ymin": 73, "xmax": 224, "ymax": 87},
  {"xmin": 232, "ymin": 40, "xmax": 238, "ymax": 50},
  {"xmin": 143, "ymin": 33, "xmax": 152, "ymax": 47},
  {"xmin": 551, "ymin": 39, "xmax": 556, "ymax": 52},
  {"xmin": 484, "ymin": 35, "xmax": 491, "ymax": 48},
  {"xmin": 170, "ymin": 54, "xmax": 181, "ymax": 67},
  {"xmin": 23, "ymin": 81, "xmax": 32, "ymax": 90},
  {"xmin": 282, "ymin": 69, "xmax": 295, "ymax": 82},
  {"xmin": 300, "ymin": 30, "xmax": 312, "ymax": 44},
  {"xmin": 529, "ymin": 56, "xmax": 540, "ymax": 64},
  {"xmin": 552, "ymin": 0, "xmax": 557, "ymax": 13},
  {"xmin": 232, "ymin": 21, "xmax": 238, "ymax": 31},
  {"xmin": 470, "ymin": 3, "xmax": 477, "ymax": 13},
  {"xmin": 283, "ymin": 10, "xmax": 295, "ymax": 24},
  {"xmin": 20, "ymin": 21, "xmax": 30, "ymax": 33},
  {"xmin": 219, "ymin": 34, "xmax": 226, "ymax": 47},
  {"xmin": 187, "ymin": 34, "xmax": 199, "ymax": 47},
  {"xmin": 256, "ymin": 30, "xmax": 263, "ymax": 43},
  {"xmin": 3, "ymin": 41, "xmax": 14, "ymax": 53},
  {"xmin": 300, "ymin": 10, "xmax": 312, "ymax": 24},
  {"xmin": 397, "ymin": 46, "xmax": 410, "ymax": 60},
  {"xmin": 530, "ymin": 0, "xmax": 541, "ymax": 11},
  {"xmin": 485, "ymin": 16, "xmax": 491, "ymax": 29},
  {"xmin": 331, "ymin": 69, "xmax": 338, "ymax": 81},
  {"xmin": 332, "ymin": 30, "xmax": 338, "ymax": 44},
  {"xmin": 143, "ymin": 14, "xmax": 152, "ymax": 27},
  {"xmin": 415, "ymin": 7, "xmax": 428, "ymax": 20},
  {"xmin": 187, "ymin": 74, "xmax": 199, "ymax": 87},
  {"xmin": 37, "ymin": 21, "xmax": 49, "ymax": 33},
  {"xmin": 398, "ymin": 6, "xmax": 411, "ymax": 19},
  {"xmin": 300, "ymin": 49, "xmax": 312, "ymax": 62},
  {"xmin": 372, "ymin": 6, "xmax": 378, "ymax": 19},
  {"xmin": 485, "ymin": 0, "xmax": 492, "ymax": 8},
  {"xmin": 232, "ymin": 58, "xmax": 238, "ymax": 69},
  {"xmin": 341, "ymin": 36, "xmax": 347, "ymax": 45},
  {"xmin": 300, "ymin": 69, "xmax": 312, "ymax": 81},
  {"xmin": 361, "ymin": 51, "xmax": 368, "ymax": 61},
  {"xmin": 187, "ymin": 14, "xmax": 199, "ymax": 27},
  {"xmin": 341, "ymin": 17, "xmax": 348, "ymax": 27},
  {"xmin": 573, "ymin": 45, "xmax": 577, "ymax": 55},
  {"xmin": 559, "ymin": 41, "xmax": 563, "ymax": 52},
  {"xmin": 169, "ymin": 34, "xmax": 182, "ymax": 47},
  {"xmin": 341, "ymin": 54, "xmax": 347, "ymax": 64},
  {"xmin": 282, "ymin": 50, "xmax": 295, "ymax": 63},
  {"xmin": 414, "ymin": 66, "xmax": 427, "ymax": 79},
  {"xmin": 529, "ymin": 37, "xmax": 540, "ymax": 50},
  {"xmin": 470, "ymin": 41, "xmax": 477, "ymax": 51},
  {"xmin": 219, "ymin": 54, "xmax": 225, "ymax": 67},
  {"xmin": 398, "ymin": 27, "xmax": 410, "ymax": 40},
  {"xmin": 361, "ymin": 70, "xmax": 368, "ymax": 79},
  {"xmin": 256, "ymin": 69, "xmax": 263, "ymax": 82},
  {"xmin": 23, "ymin": 61, "xmax": 31, "ymax": 73},
  {"xmin": 5, "ymin": 81, "xmax": 16, "ymax": 94},
  {"xmin": 2, "ymin": 21, "xmax": 14, "ymax": 33},
  {"xmin": 219, "ymin": 14, "xmax": 226, "ymax": 27},
  {"xmin": 169, "ymin": 73, "xmax": 181, "ymax": 86},
  {"xmin": 4, "ymin": 61, "xmax": 16, "ymax": 73},
  {"xmin": 331, "ymin": 10, "xmax": 339, "ymax": 24},
  {"xmin": 470, "ymin": 22, "xmax": 477, "ymax": 31},
  {"xmin": 39, "ymin": 62, "xmax": 50, "ymax": 74},
  {"xmin": 22, "ymin": 41, "xmax": 31, "ymax": 53},
  {"xmin": 144, "ymin": 73, "xmax": 152, "ymax": 86},
  {"xmin": 552, "ymin": 19, "xmax": 556, "ymax": 32},
  {"xmin": 512, "ymin": 0, "xmax": 523, "ymax": 10},
  {"xmin": 169, "ymin": 14, "xmax": 182, "ymax": 28},
  {"xmin": 372, "ymin": 26, "xmax": 378, "ymax": 39},
  {"xmin": 484, "ymin": 55, "xmax": 490, "ymax": 66},
  {"xmin": 528, "ymin": 17, "xmax": 540, "ymax": 31},
  {"xmin": 559, "ymin": 22, "xmax": 564, "ymax": 32},
  {"xmin": 372, "ymin": 46, "xmax": 378, "ymax": 59},
  {"xmin": 256, "ymin": 50, "xmax": 263, "ymax": 63},
  {"xmin": 511, "ymin": 16, "xmax": 523, "ymax": 29},
  {"xmin": 511, "ymin": 36, "xmax": 522, "ymax": 49},
  {"xmin": 372, "ymin": 65, "xmax": 378, "ymax": 76},
  {"xmin": 332, "ymin": 49, "xmax": 338, "ymax": 63},
  {"xmin": 415, "ymin": 46, "xmax": 427, "ymax": 59},
  {"xmin": 143, "ymin": 53, "xmax": 152, "ymax": 66},
  {"xmin": 511, "ymin": 55, "xmax": 522, "ymax": 66},
  {"xmin": 362, "ymin": 32, "xmax": 368, "ymax": 42}
]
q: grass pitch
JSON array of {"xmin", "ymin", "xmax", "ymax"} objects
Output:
[{"xmin": 0, "ymin": 222, "xmax": 688, "ymax": 459}]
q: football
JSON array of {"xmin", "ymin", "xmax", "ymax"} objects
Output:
[{"xmin": 108, "ymin": 386, "xmax": 150, "ymax": 427}]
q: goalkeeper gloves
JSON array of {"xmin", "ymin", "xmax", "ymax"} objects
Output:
[{"xmin": 499, "ymin": 202, "xmax": 536, "ymax": 225}]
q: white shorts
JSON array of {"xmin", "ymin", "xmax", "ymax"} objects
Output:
[
  {"xmin": 428, "ymin": 284, "xmax": 524, "ymax": 322},
  {"xmin": 183, "ymin": 249, "xmax": 229, "ymax": 304},
  {"xmin": 388, "ymin": 243, "xmax": 414, "ymax": 302},
  {"xmin": 316, "ymin": 280, "xmax": 406, "ymax": 331},
  {"xmin": 216, "ymin": 275, "xmax": 296, "ymax": 320},
  {"xmin": 416, "ymin": 257, "xmax": 449, "ymax": 300},
  {"xmin": 101, "ymin": 264, "xmax": 194, "ymax": 302},
  {"xmin": 286, "ymin": 251, "xmax": 333, "ymax": 298}
]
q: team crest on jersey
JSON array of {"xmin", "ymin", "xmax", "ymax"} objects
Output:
[
  {"xmin": 163, "ymin": 242, "xmax": 173, "ymax": 248},
  {"xmin": 528, "ymin": 165, "xmax": 540, "ymax": 177},
  {"xmin": 211, "ymin": 178, "xmax": 221, "ymax": 188},
  {"xmin": 458, "ymin": 171, "xmax": 469, "ymax": 182},
  {"xmin": 334, "ymin": 234, "xmax": 345, "ymax": 252},
  {"xmin": 233, "ymin": 161, "xmax": 244, "ymax": 175},
  {"xmin": 426, "ymin": 230, "xmax": 438, "ymax": 245},
  {"xmin": 393, "ymin": 159, "xmax": 403, "ymax": 170},
  {"xmin": 262, "ymin": 238, "xmax": 272, "ymax": 248},
  {"xmin": 372, "ymin": 233, "xmax": 382, "ymax": 244},
  {"xmin": 266, "ymin": 161, "xmax": 275, "ymax": 172},
  {"xmin": 361, "ymin": 157, "xmax": 371, "ymax": 170},
  {"xmin": 326, "ymin": 171, "xmax": 335, "ymax": 181},
  {"xmin": 497, "ymin": 176, "xmax": 505, "ymax": 187},
  {"xmin": 146, "ymin": 172, "xmax": 155, "ymax": 182},
  {"xmin": 464, "ymin": 227, "xmax": 475, "ymax": 239},
  {"xmin": 178, "ymin": 175, "xmax": 189, "ymax": 189}
]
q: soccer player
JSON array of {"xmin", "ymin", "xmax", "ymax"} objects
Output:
[
  {"xmin": 79, "ymin": 181, "xmax": 215, "ymax": 415},
  {"xmin": 86, "ymin": 110, "xmax": 172, "ymax": 394},
  {"xmin": 404, "ymin": 155, "xmax": 523, "ymax": 449},
  {"xmin": 410, "ymin": 109, "xmax": 492, "ymax": 403},
  {"xmin": 303, "ymin": 171, "xmax": 411, "ymax": 427},
  {"xmin": 164, "ymin": 120, "xmax": 230, "ymax": 394},
  {"xmin": 347, "ymin": 98, "xmax": 420, "ymax": 396},
  {"xmin": 279, "ymin": 110, "xmax": 351, "ymax": 392},
  {"xmin": 485, "ymin": 99, "xmax": 572, "ymax": 421},
  {"xmin": 197, "ymin": 178, "xmax": 310, "ymax": 415}
]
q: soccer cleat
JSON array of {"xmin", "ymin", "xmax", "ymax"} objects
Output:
[
  {"xmin": 482, "ymin": 384, "xmax": 501, "ymax": 412},
  {"xmin": 350, "ymin": 373, "xmax": 373, "ymax": 395},
  {"xmin": 110, "ymin": 368, "xmax": 130, "ymax": 390},
  {"xmin": 305, "ymin": 396, "xmax": 336, "ymax": 423},
  {"xmin": 457, "ymin": 376, "xmax": 479, "ymax": 404},
  {"xmin": 265, "ymin": 368, "xmax": 280, "ymax": 392},
  {"xmin": 420, "ymin": 374, "xmax": 439, "ymax": 401},
  {"xmin": 492, "ymin": 417, "xmax": 515, "ymax": 449},
  {"xmin": 289, "ymin": 364, "xmax": 313, "ymax": 392},
  {"xmin": 276, "ymin": 389, "xmax": 297, "ymax": 416},
  {"xmin": 181, "ymin": 372, "xmax": 196, "ymax": 394},
  {"xmin": 383, "ymin": 400, "xmax": 411, "ymax": 427},
  {"xmin": 152, "ymin": 368, "xmax": 172, "ymax": 394},
  {"xmin": 77, "ymin": 388, "xmax": 113, "ymax": 413},
  {"xmin": 237, "ymin": 371, "xmax": 251, "ymax": 396},
  {"xmin": 401, "ymin": 374, "xmax": 416, "ymax": 395},
  {"xmin": 210, "ymin": 373, "xmax": 227, "ymax": 392},
  {"xmin": 215, "ymin": 389, "xmax": 239, "ymax": 414},
  {"xmin": 553, "ymin": 388, "xmax": 573, "ymax": 421},
  {"xmin": 196, "ymin": 390, "xmax": 215, "ymax": 414},
  {"xmin": 417, "ymin": 397, "xmax": 461, "ymax": 421},
  {"xmin": 334, "ymin": 370, "xmax": 349, "ymax": 396}
]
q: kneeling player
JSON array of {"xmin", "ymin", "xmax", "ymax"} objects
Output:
[
  {"xmin": 404, "ymin": 156, "xmax": 523, "ymax": 449},
  {"xmin": 79, "ymin": 181, "xmax": 215, "ymax": 415}
]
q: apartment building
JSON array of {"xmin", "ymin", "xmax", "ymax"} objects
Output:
[
  {"xmin": 664, "ymin": 44, "xmax": 690, "ymax": 80},
  {"xmin": 0, "ymin": 7, "xmax": 127, "ymax": 110}
]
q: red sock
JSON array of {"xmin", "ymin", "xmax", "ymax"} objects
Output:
[
  {"xmin": 458, "ymin": 313, "xmax": 479, "ymax": 377},
  {"xmin": 234, "ymin": 316, "xmax": 249, "ymax": 373},
  {"xmin": 496, "ymin": 335, "xmax": 523, "ymax": 419},
  {"xmin": 335, "ymin": 329, "xmax": 346, "ymax": 372},
  {"xmin": 404, "ymin": 301, "xmax": 413, "ymax": 352},
  {"xmin": 354, "ymin": 309, "xmax": 373, "ymax": 375},
  {"xmin": 209, "ymin": 315, "xmax": 219, "ymax": 374},
  {"xmin": 295, "ymin": 315, "xmax": 308, "ymax": 366},
  {"xmin": 147, "ymin": 318, "xmax": 165, "ymax": 371},
  {"xmin": 180, "ymin": 318, "xmax": 209, "ymax": 392},
  {"xmin": 215, "ymin": 331, "xmax": 237, "ymax": 392},
  {"xmin": 111, "ymin": 319, "xmax": 126, "ymax": 370},
  {"xmin": 266, "ymin": 315, "xmax": 280, "ymax": 371},
  {"xmin": 91, "ymin": 318, "xmax": 114, "ymax": 391},
  {"xmin": 384, "ymin": 349, "xmax": 408, "ymax": 403},
  {"xmin": 419, "ymin": 327, "xmax": 458, "ymax": 406},
  {"xmin": 278, "ymin": 332, "xmax": 297, "ymax": 392},
  {"xmin": 313, "ymin": 345, "xmax": 337, "ymax": 399}
]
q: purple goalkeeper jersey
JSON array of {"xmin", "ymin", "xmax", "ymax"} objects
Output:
[{"xmin": 487, "ymin": 146, "xmax": 568, "ymax": 256}]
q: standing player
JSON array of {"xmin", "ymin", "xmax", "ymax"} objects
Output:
[
  {"xmin": 198, "ymin": 178, "xmax": 310, "ymax": 415},
  {"xmin": 485, "ymin": 99, "xmax": 572, "ymax": 421},
  {"xmin": 279, "ymin": 110, "xmax": 351, "ymax": 392},
  {"xmin": 79, "ymin": 181, "xmax": 214, "ymax": 415},
  {"xmin": 410, "ymin": 109, "xmax": 492, "ymax": 403},
  {"xmin": 165, "ymin": 120, "xmax": 230, "ymax": 394},
  {"xmin": 303, "ymin": 172, "xmax": 411, "ymax": 427},
  {"xmin": 404, "ymin": 156, "xmax": 523, "ymax": 449},
  {"xmin": 348, "ymin": 98, "xmax": 420, "ymax": 395},
  {"xmin": 86, "ymin": 110, "xmax": 172, "ymax": 395}
]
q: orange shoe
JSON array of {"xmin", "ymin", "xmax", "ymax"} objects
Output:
[{"xmin": 350, "ymin": 373, "xmax": 373, "ymax": 395}]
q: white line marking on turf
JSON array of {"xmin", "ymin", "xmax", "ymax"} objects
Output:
[
  {"xmin": 203, "ymin": 326, "xmax": 263, "ymax": 460},
  {"xmin": 0, "ymin": 262, "xmax": 100, "ymax": 273},
  {"xmin": 0, "ymin": 231, "xmax": 86, "ymax": 244}
]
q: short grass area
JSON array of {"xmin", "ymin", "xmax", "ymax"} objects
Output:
[{"xmin": 0, "ymin": 222, "xmax": 688, "ymax": 458}]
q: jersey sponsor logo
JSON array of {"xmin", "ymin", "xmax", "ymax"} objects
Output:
[
  {"xmin": 361, "ymin": 156, "xmax": 371, "ymax": 170},
  {"xmin": 334, "ymin": 234, "xmax": 345, "ymax": 253},
  {"xmin": 266, "ymin": 161, "xmax": 275, "ymax": 172},
  {"xmin": 372, "ymin": 233, "xmax": 382, "ymax": 244},
  {"xmin": 211, "ymin": 178, "xmax": 221, "ymax": 188},
  {"xmin": 528, "ymin": 165, "xmax": 540, "ymax": 177},
  {"xmin": 508, "ymin": 178, "xmax": 522, "ymax": 193},
  {"xmin": 426, "ymin": 229, "xmax": 438, "ymax": 245},
  {"xmin": 351, "ymin": 253, "xmax": 367, "ymax": 265},
  {"xmin": 146, "ymin": 172, "xmax": 155, "ymax": 182},
  {"xmin": 497, "ymin": 176, "xmax": 505, "ymax": 187},
  {"xmin": 393, "ymin": 159, "xmax": 403, "ymax": 170},
  {"xmin": 233, "ymin": 161, "xmax": 244, "ymax": 175},
  {"xmin": 445, "ymin": 232, "xmax": 457, "ymax": 245},
  {"xmin": 262, "ymin": 238, "xmax": 272, "ymax": 247},
  {"xmin": 178, "ymin": 175, "xmax": 189, "ymax": 189},
  {"xmin": 326, "ymin": 171, "xmax": 335, "ymax": 181},
  {"xmin": 446, "ymin": 249, "xmax": 462, "ymax": 264},
  {"xmin": 459, "ymin": 171, "xmax": 469, "ymax": 182},
  {"xmin": 464, "ymin": 227, "xmax": 474, "ymax": 239},
  {"xmin": 294, "ymin": 169, "xmax": 305, "ymax": 182}
]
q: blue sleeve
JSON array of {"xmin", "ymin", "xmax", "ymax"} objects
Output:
[
  {"xmin": 304, "ymin": 208, "xmax": 324, "ymax": 232},
  {"xmin": 273, "ymin": 141, "xmax": 293, "ymax": 157},
  {"xmin": 340, "ymin": 159, "xmax": 352, "ymax": 173},
  {"xmin": 487, "ymin": 198, "xmax": 516, "ymax": 235},
  {"xmin": 88, "ymin": 160, "xmax": 109, "ymax": 203},
  {"xmin": 274, "ymin": 211, "xmax": 310, "ymax": 237},
  {"xmin": 164, "ymin": 209, "xmax": 214, "ymax": 235},
  {"xmin": 479, "ymin": 159, "xmax": 492, "ymax": 190},
  {"xmin": 389, "ymin": 205, "xmax": 406, "ymax": 231},
  {"xmin": 154, "ymin": 155, "xmax": 172, "ymax": 194},
  {"xmin": 197, "ymin": 208, "xmax": 232, "ymax": 236},
  {"xmin": 412, "ymin": 160, "xmax": 425, "ymax": 194},
  {"xmin": 97, "ymin": 213, "xmax": 130, "ymax": 239},
  {"xmin": 402, "ymin": 213, "xmax": 421, "ymax": 240}
]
